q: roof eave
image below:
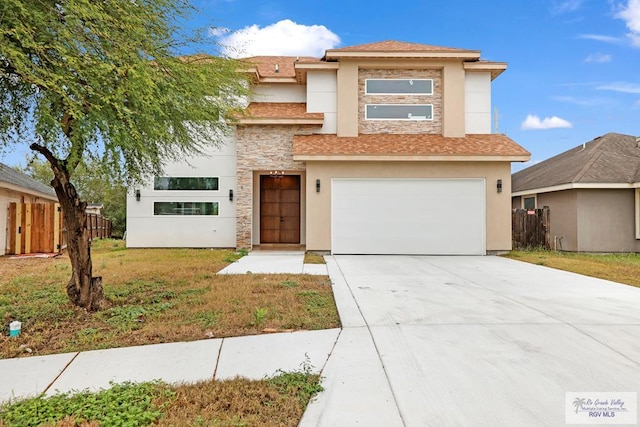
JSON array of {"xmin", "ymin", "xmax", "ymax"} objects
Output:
[
  {"xmin": 256, "ymin": 77, "xmax": 298, "ymax": 84},
  {"xmin": 0, "ymin": 181, "xmax": 57, "ymax": 200},
  {"xmin": 294, "ymin": 62, "xmax": 340, "ymax": 83},
  {"xmin": 294, "ymin": 154, "xmax": 531, "ymax": 162},
  {"xmin": 236, "ymin": 118, "xmax": 324, "ymax": 125},
  {"xmin": 512, "ymin": 182, "xmax": 640, "ymax": 196},
  {"xmin": 294, "ymin": 62, "xmax": 340, "ymax": 70},
  {"xmin": 464, "ymin": 62, "xmax": 508, "ymax": 80}
]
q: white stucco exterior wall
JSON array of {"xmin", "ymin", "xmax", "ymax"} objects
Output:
[
  {"xmin": 250, "ymin": 84, "xmax": 306, "ymax": 103},
  {"xmin": 307, "ymin": 71, "xmax": 337, "ymax": 134},
  {"xmin": 125, "ymin": 135, "xmax": 237, "ymax": 248},
  {"xmin": 465, "ymin": 72, "xmax": 492, "ymax": 134}
]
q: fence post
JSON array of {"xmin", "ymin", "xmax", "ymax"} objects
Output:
[{"xmin": 543, "ymin": 206, "xmax": 551, "ymax": 250}]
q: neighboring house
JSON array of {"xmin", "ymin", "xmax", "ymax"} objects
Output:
[
  {"xmin": 86, "ymin": 203, "xmax": 104, "ymax": 215},
  {"xmin": 0, "ymin": 162, "xmax": 58, "ymax": 255},
  {"xmin": 126, "ymin": 40, "xmax": 530, "ymax": 255},
  {"xmin": 512, "ymin": 133, "xmax": 640, "ymax": 252}
]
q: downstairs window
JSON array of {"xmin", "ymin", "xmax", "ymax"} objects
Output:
[{"xmin": 153, "ymin": 202, "xmax": 219, "ymax": 216}]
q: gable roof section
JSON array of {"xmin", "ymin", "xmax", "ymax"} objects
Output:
[
  {"xmin": 0, "ymin": 163, "xmax": 56, "ymax": 198},
  {"xmin": 235, "ymin": 103, "xmax": 324, "ymax": 125},
  {"xmin": 512, "ymin": 133, "xmax": 640, "ymax": 194},
  {"xmin": 241, "ymin": 56, "xmax": 321, "ymax": 79},
  {"xmin": 325, "ymin": 40, "xmax": 481, "ymax": 60},
  {"xmin": 293, "ymin": 134, "xmax": 530, "ymax": 161}
]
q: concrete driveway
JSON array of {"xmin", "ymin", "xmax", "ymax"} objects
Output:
[{"xmin": 301, "ymin": 255, "xmax": 640, "ymax": 426}]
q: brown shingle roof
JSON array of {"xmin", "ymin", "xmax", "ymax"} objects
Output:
[
  {"xmin": 241, "ymin": 56, "xmax": 320, "ymax": 78},
  {"xmin": 512, "ymin": 133, "xmax": 640, "ymax": 192},
  {"xmin": 327, "ymin": 40, "xmax": 475, "ymax": 53},
  {"xmin": 293, "ymin": 134, "xmax": 529, "ymax": 158},
  {"xmin": 243, "ymin": 103, "xmax": 323, "ymax": 120}
]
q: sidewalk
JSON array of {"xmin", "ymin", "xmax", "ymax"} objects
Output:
[{"xmin": 0, "ymin": 329, "xmax": 340, "ymax": 403}]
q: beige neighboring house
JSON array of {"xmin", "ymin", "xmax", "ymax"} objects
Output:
[
  {"xmin": 0, "ymin": 162, "xmax": 58, "ymax": 255},
  {"xmin": 512, "ymin": 132, "xmax": 640, "ymax": 252},
  {"xmin": 126, "ymin": 40, "xmax": 530, "ymax": 255},
  {"xmin": 85, "ymin": 203, "xmax": 104, "ymax": 215}
]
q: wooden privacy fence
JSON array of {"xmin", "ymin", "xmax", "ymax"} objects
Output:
[
  {"xmin": 7, "ymin": 202, "xmax": 62, "ymax": 255},
  {"xmin": 6, "ymin": 203, "xmax": 112, "ymax": 255},
  {"xmin": 512, "ymin": 207, "xmax": 550, "ymax": 250},
  {"xmin": 86, "ymin": 213, "xmax": 112, "ymax": 240}
]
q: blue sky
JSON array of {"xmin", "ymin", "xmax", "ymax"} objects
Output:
[{"xmin": 3, "ymin": 0, "xmax": 639, "ymax": 172}]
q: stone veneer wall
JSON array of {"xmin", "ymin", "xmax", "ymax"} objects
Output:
[
  {"xmin": 235, "ymin": 125, "xmax": 309, "ymax": 248},
  {"xmin": 359, "ymin": 69, "xmax": 442, "ymax": 134}
]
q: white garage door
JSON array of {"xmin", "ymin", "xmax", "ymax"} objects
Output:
[{"xmin": 332, "ymin": 178, "xmax": 485, "ymax": 255}]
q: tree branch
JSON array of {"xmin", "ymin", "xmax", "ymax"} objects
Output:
[{"xmin": 29, "ymin": 142, "xmax": 68, "ymax": 179}]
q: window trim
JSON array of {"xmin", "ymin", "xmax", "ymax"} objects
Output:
[
  {"xmin": 153, "ymin": 176, "xmax": 220, "ymax": 192},
  {"xmin": 365, "ymin": 104, "xmax": 433, "ymax": 121},
  {"xmin": 521, "ymin": 194, "xmax": 537, "ymax": 210},
  {"xmin": 365, "ymin": 78, "xmax": 434, "ymax": 95},
  {"xmin": 152, "ymin": 201, "xmax": 220, "ymax": 216}
]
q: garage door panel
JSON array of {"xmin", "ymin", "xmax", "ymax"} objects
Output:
[{"xmin": 332, "ymin": 179, "xmax": 485, "ymax": 255}]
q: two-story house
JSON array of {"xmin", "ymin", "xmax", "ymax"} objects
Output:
[{"xmin": 126, "ymin": 40, "xmax": 530, "ymax": 255}]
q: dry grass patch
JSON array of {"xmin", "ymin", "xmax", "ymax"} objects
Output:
[
  {"xmin": 303, "ymin": 252, "xmax": 326, "ymax": 264},
  {"xmin": 0, "ymin": 240, "xmax": 339, "ymax": 358},
  {"xmin": 505, "ymin": 250, "xmax": 640, "ymax": 288}
]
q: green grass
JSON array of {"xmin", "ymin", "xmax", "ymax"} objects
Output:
[
  {"xmin": 0, "ymin": 367, "xmax": 323, "ymax": 426},
  {"xmin": 0, "ymin": 381, "xmax": 173, "ymax": 426},
  {"xmin": 0, "ymin": 239, "xmax": 340, "ymax": 358},
  {"xmin": 505, "ymin": 250, "xmax": 640, "ymax": 288}
]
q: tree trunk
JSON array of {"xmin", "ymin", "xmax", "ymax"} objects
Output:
[
  {"xmin": 32, "ymin": 143, "xmax": 105, "ymax": 311},
  {"xmin": 60, "ymin": 189, "xmax": 104, "ymax": 311}
]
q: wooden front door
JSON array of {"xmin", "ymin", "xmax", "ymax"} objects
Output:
[{"xmin": 260, "ymin": 175, "xmax": 300, "ymax": 244}]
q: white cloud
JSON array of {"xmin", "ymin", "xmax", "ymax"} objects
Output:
[
  {"xmin": 552, "ymin": 0, "xmax": 584, "ymax": 14},
  {"xmin": 597, "ymin": 82, "xmax": 640, "ymax": 93},
  {"xmin": 214, "ymin": 19, "xmax": 340, "ymax": 58},
  {"xmin": 576, "ymin": 34, "xmax": 623, "ymax": 43},
  {"xmin": 521, "ymin": 115, "xmax": 573, "ymax": 130},
  {"xmin": 616, "ymin": 0, "xmax": 640, "ymax": 46},
  {"xmin": 209, "ymin": 27, "xmax": 230, "ymax": 37},
  {"xmin": 551, "ymin": 96, "xmax": 609, "ymax": 106},
  {"xmin": 584, "ymin": 52, "xmax": 612, "ymax": 63}
]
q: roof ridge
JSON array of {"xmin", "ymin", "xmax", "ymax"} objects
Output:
[
  {"xmin": 327, "ymin": 40, "xmax": 476, "ymax": 53},
  {"xmin": 571, "ymin": 135, "xmax": 609, "ymax": 182}
]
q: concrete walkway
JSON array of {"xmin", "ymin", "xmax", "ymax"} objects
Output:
[{"xmin": 218, "ymin": 251, "xmax": 328, "ymax": 275}]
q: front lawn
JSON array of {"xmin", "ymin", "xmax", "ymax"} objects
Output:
[
  {"xmin": 0, "ymin": 368, "xmax": 322, "ymax": 426},
  {"xmin": 505, "ymin": 250, "xmax": 640, "ymax": 288},
  {"xmin": 0, "ymin": 240, "xmax": 340, "ymax": 358}
]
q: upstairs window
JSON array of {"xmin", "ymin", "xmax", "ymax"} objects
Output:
[
  {"xmin": 365, "ymin": 104, "xmax": 433, "ymax": 120},
  {"xmin": 154, "ymin": 177, "xmax": 219, "ymax": 191},
  {"xmin": 365, "ymin": 79, "xmax": 433, "ymax": 95}
]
